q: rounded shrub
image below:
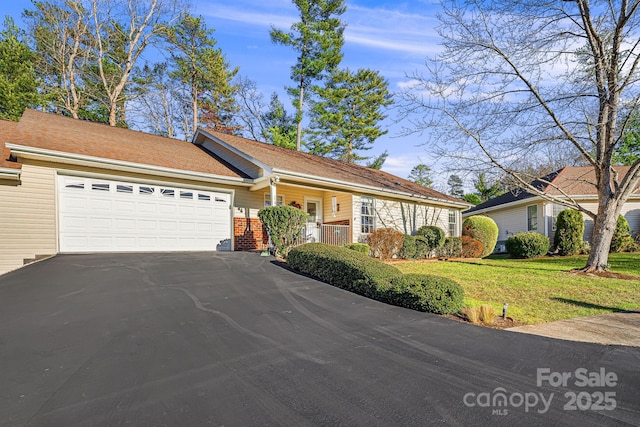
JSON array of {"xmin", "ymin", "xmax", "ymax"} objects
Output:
[
  {"xmin": 258, "ymin": 205, "xmax": 308, "ymax": 258},
  {"xmin": 344, "ymin": 242, "xmax": 370, "ymax": 255},
  {"xmin": 436, "ymin": 237, "xmax": 463, "ymax": 258},
  {"xmin": 287, "ymin": 243, "xmax": 402, "ymax": 297},
  {"xmin": 506, "ymin": 232, "xmax": 550, "ymax": 258},
  {"xmin": 461, "ymin": 235, "xmax": 484, "ymax": 258},
  {"xmin": 388, "ymin": 274, "xmax": 464, "ymax": 314},
  {"xmin": 416, "ymin": 225, "xmax": 446, "ymax": 251},
  {"xmin": 553, "ymin": 209, "xmax": 584, "ymax": 256},
  {"xmin": 414, "ymin": 236, "xmax": 431, "ymax": 259},
  {"xmin": 462, "ymin": 216, "xmax": 499, "ymax": 257},
  {"xmin": 367, "ymin": 228, "xmax": 404, "ymax": 260},
  {"xmin": 399, "ymin": 235, "xmax": 417, "ymax": 259},
  {"xmin": 610, "ymin": 215, "xmax": 634, "ymax": 253}
]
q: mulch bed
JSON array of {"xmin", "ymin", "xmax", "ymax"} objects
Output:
[{"xmin": 445, "ymin": 313, "xmax": 525, "ymax": 329}]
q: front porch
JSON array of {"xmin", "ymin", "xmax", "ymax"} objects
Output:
[{"xmin": 233, "ymin": 180, "xmax": 354, "ymax": 250}]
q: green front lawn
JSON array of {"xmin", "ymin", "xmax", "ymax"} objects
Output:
[{"xmin": 396, "ymin": 254, "xmax": 640, "ymax": 325}]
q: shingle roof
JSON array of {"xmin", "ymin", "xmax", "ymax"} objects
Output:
[
  {"xmin": 0, "ymin": 119, "xmax": 21, "ymax": 170},
  {"xmin": 9, "ymin": 110, "xmax": 248, "ymax": 178},
  {"xmin": 464, "ymin": 166, "xmax": 639, "ymax": 214},
  {"xmin": 207, "ymin": 130, "xmax": 467, "ymax": 205}
]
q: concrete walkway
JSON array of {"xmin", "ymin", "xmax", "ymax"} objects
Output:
[{"xmin": 508, "ymin": 310, "xmax": 640, "ymax": 347}]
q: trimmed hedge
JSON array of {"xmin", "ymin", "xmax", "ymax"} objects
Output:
[
  {"xmin": 416, "ymin": 225, "xmax": 446, "ymax": 251},
  {"xmin": 610, "ymin": 215, "xmax": 634, "ymax": 253},
  {"xmin": 345, "ymin": 243, "xmax": 370, "ymax": 255},
  {"xmin": 462, "ymin": 216, "xmax": 498, "ymax": 257},
  {"xmin": 387, "ymin": 274, "xmax": 464, "ymax": 314},
  {"xmin": 414, "ymin": 236, "xmax": 431, "ymax": 259},
  {"xmin": 436, "ymin": 237, "xmax": 463, "ymax": 258},
  {"xmin": 461, "ymin": 235, "xmax": 484, "ymax": 258},
  {"xmin": 400, "ymin": 235, "xmax": 417, "ymax": 259},
  {"xmin": 287, "ymin": 243, "xmax": 464, "ymax": 314},
  {"xmin": 367, "ymin": 228, "xmax": 404, "ymax": 260},
  {"xmin": 287, "ymin": 243, "xmax": 401, "ymax": 297},
  {"xmin": 506, "ymin": 232, "xmax": 550, "ymax": 258},
  {"xmin": 554, "ymin": 209, "xmax": 584, "ymax": 256}
]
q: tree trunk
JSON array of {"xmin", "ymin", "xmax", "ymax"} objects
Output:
[
  {"xmin": 108, "ymin": 101, "xmax": 117, "ymax": 127},
  {"xmin": 582, "ymin": 196, "xmax": 618, "ymax": 272},
  {"xmin": 296, "ymin": 83, "xmax": 304, "ymax": 151}
]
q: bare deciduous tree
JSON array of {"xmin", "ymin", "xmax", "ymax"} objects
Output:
[
  {"xmin": 400, "ymin": 0, "xmax": 640, "ymax": 272},
  {"xmin": 24, "ymin": 0, "xmax": 92, "ymax": 119},
  {"xmin": 91, "ymin": 0, "xmax": 179, "ymax": 127}
]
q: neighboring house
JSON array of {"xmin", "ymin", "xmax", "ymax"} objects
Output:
[
  {"xmin": 0, "ymin": 110, "xmax": 470, "ymax": 275},
  {"xmin": 462, "ymin": 167, "xmax": 640, "ymax": 252}
]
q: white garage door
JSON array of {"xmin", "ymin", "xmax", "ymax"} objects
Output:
[{"xmin": 58, "ymin": 175, "xmax": 231, "ymax": 252}]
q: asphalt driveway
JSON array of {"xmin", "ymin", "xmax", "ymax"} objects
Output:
[{"xmin": 1, "ymin": 253, "xmax": 638, "ymax": 426}]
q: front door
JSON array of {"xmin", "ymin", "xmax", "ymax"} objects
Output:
[{"xmin": 304, "ymin": 198, "xmax": 322, "ymax": 243}]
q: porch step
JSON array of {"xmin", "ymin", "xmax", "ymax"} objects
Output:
[{"xmin": 23, "ymin": 254, "xmax": 54, "ymax": 265}]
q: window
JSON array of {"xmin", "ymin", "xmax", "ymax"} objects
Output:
[
  {"xmin": 361, "ymin": 197, "xmax": 375, "ymax": 234},
  {"xmin": 65, "ymin": 181, "xmax": 84, "ymax": 189},
  {"xmin": 448, "ymin": 209, "xmax": 458, "ymax": 237},
  {"xmin": 527, "ymin": 205, "xmax": 538, "ymax": 231},
  {"xmin": 117, "ymin": 184, "xmax": 133, "ymax": 194},
  {"xmin": 551, "ymin": 204, "xmax": 564, "ymax": 231},
  {"xmin": 139, "ymin": 186, "xmax": 155, "ymax": 196},
  {"xmin": 160, "ymin": 188, "xmax": 175, "ymax": 198},
  {"xmin": 91, "ymin": 183, "xmax": 109, "ymax": 191},
  {"xmin": 264, "ymin": 193, "xmax": 284, "ymax": 207},
  {"xmin": 198, "ymin": 193, "xmax": 211, "ymax": 201},
  {"xmin": 180, "ymin": 191, "xmax": 194, "ymax": 200}
]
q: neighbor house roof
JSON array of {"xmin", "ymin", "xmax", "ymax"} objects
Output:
[
  {"xmin": 7, "ymin": 110, "xmax": 248, "ymax": 179},
  {"xmin": 0, "ymin": 119, "xmax": 21, "ymax": 171},
  {"xmin": 464, "ymin": 166, "xmax": 639, "ymax": 215},
  {"xmin": 204, "ymin": 130, "xmax": 468, "ymax": 205}
]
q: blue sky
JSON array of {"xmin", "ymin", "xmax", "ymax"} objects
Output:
[{"xmin": 1, "ymin": 0, "xmax": 446, "ymax": 183}]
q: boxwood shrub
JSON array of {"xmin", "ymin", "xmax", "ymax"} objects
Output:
[
  {"xmin": 344, "ymin": 242, "xmax": 370, "ymax": 255},
  {"xmin": 436, "ymin": 237, "xmax": 463, "ymax": 258},
  {"xmin": 287, "ymin": 243, "xmax": 402, "ymax": 297},
  {"xmin": 610, "ymin": 215, "xmax": 634, "ymax": 253},
  {"xmin": 506, "ymin": 232, "xmax": 550, "ymax": 258},
  {"xmin": 387, "ymin": 274, "xmax": 464, "ymax": 314},
  {"xmin": 462, "ymin": 216, "xmax": 498, "ymax": 257},
  {"xmin": 553, "ymin": 209, "xmax": 584, "ymax": 256},
  {"xmin": 287, "ymin": 243, "xmax": 464, "ymax": 314},
  {"xmin": 414, "ymin": 236, "xmax": 431, "ymax": 259},
  {"xmin": 416, "ymin": 225, "xmax": 446, "ymax": 251},
  {"xmin": 399, "ymin": 235, "xmax": 417, "ymax": 259}
]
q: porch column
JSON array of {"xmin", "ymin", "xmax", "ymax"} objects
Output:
[{"xmin": 269, "ymin": 175, "xmax": 279, "ymax": 206}]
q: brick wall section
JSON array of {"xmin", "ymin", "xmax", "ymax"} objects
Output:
[{"xmin": 234, "ymin": 217, "xmax": 269, "ymax": 251}]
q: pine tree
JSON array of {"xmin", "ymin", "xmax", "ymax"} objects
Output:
[
  {"xmin": 0, "ymin": 17, "xmax": 40, "ymax": 120},
  {"xmin": 307, "ymin": 68, "xmax": 392, "ymax": 163},
  {"xmin": 408, "ymin": 164, "xmax": 433, "ymax": 187},
  {"xmin": 164, "ymin": 13, "xmax": 239, "ymax": 139},
  {"xmin": 270, "ymin": 0, "xmax": 346, "ymax": 150}
]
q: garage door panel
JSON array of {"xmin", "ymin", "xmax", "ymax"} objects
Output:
[{"xmin": 58, "ymin": 176, "xmax": 231, "ymax": 252}]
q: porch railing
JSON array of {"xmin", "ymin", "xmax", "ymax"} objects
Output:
[{"xmin": 290, "ymin": 224, "xmax": 351, "ymax": 247}]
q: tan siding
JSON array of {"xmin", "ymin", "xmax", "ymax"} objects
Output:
[
  {"xmin": 322, "ymin": 192, "xmax": 351, "ymax": 223},
  {"xmin": 0, "ymin": 163, "xmax": 57, "ymax": 275},
  {"xmin": 621, "ymin": 199, "xmax": 640, "ymax": 235}
]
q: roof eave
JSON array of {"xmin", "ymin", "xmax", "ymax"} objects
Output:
[
  {"xmin": 6, "ymin": 144, "xmax": 253, "ymax": 187},
  {"xmin": 193, "ymin": 129, "xmax": 273, "ymax": 175},
  {"xmin": 0, "ymin": 166, "xmax": 21, "ymax": 180},
  {"xmin": 272, "ymin": 168, "xmax": 470, "ymax": 208}
]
